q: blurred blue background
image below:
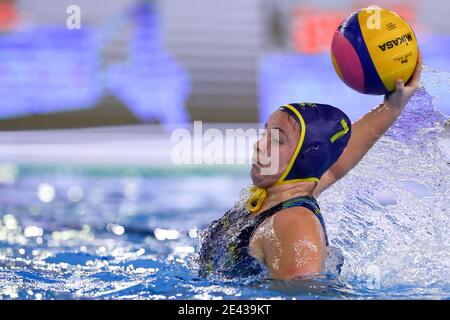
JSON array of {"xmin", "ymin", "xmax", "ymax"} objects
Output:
[{"xmin": 0, "ymin": 0, "xmax": 448, "ymax": 130}]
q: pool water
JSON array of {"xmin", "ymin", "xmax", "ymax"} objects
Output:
[{"xmin": 0, "ymin": 86, "xmax": 449, "ymax": 299}]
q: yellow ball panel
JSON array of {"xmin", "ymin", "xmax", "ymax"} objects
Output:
[
  {"xmin": 331, "ymin": 52, "xmax": 344, "ymax": 81},
  {"xmin": 358, "ymin": 7, "xmax": 418, "ymax": 92}
]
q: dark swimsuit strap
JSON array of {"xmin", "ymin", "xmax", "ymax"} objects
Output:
[
  {"xmin": 251, "ymin": 195, "xmax": 329, "ymax": 246},
  {"xmin": 253, "ymin": 195, "xmax": 318, "ymax": 220}
]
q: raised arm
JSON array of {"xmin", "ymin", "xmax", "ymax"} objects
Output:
[{"xmin": 314, "ymin": 53, "xmax": 423, "ymax": 198}]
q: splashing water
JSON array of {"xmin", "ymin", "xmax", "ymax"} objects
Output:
[
  {"xmin": 317, "ymin": 68, "xmax": 450, "ymax": 297},
  {"xmin": 0, "ymin": 68, "xmax": 449, "ymax": 299}
]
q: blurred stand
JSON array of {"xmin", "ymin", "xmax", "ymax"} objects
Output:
[
  {"xmin": 0, "ymin": 0, "xmax": 448, "ymax": 131},
  {"xmin": 0, "ymin": 28, "xmax": 102, "ymax": 117},
  {"xmin": 159, "ymin": 0, "xmax": 274, "ymax": 122},
  {"xmin": 0, "ymin": 0, "xmax": 190, "ymax": 131},
  {"xmin": 106, "ymin": 2, "xmax": 190, "ymax": 131}
]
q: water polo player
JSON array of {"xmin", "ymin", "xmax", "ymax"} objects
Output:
[{"xmin": 198, "ymin": 54, "xmax": 422, "ymax": 280}]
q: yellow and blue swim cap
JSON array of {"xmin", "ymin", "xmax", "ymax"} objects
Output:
[{"xmin": 246, "ymin": 103, "xmax": 352, "ymax": 213}]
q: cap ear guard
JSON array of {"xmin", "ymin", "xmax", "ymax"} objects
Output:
[{"xmin": 275, "ymin": 104, "xmax": 319, "ymax": 184}]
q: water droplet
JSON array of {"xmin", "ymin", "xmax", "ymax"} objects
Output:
[
  {"xmin": 24, "ymin": 226, "xmax": 43, "ymax": 238},
  {"xmin": 37, "ymin": 183, "xmax": 55, "ymax": 203}
]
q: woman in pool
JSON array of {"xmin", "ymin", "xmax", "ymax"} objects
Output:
[{"xmin": 199, "ymin": 54, "xmax": 422, "ymax": 280}]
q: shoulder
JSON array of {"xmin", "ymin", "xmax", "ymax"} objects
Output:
[{"xmin": 250, "ymin": 206, "xmax": 326, "ymax": 254}]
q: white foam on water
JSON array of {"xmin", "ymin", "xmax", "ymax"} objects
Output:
[{"xmin": 317, "ymin": 81, "xmax": 449, "ymax": 291}]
